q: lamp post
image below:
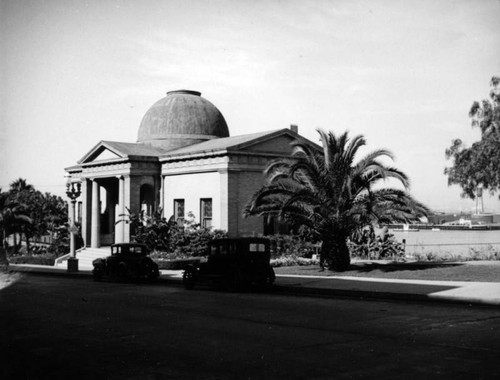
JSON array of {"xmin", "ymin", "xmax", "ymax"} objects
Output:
[{"xmin": 66, "ymin": 180, "xmax": 81, "ymax": 272}]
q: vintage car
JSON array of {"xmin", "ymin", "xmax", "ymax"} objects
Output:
[
  {"xmin": 182, "ymin": 237, "xmax": 276, "ymax": 291},
  {"xmin": 92, "ymin": 243, "xmax": 159, "ymax": 282}
]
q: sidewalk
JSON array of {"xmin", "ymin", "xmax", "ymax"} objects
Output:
[
  {"xmin": 273, "ymin": 274, "xmax": 500, "ymax": 306},
  {"xmin": 7, "ymin": 264, "xmax": 500, "ymax": 307}
]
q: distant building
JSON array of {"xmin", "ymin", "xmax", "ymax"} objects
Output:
[
  {"xmin": 428, "ymin": 212, "xmax": 500, "ymax": 225},
  {"xmin": 66, "ymin": 90, "xmax": 315, "ymax": 248}
]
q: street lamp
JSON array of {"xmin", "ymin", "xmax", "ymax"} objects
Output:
[{"xmin": 66, "ymin": 179, "xmax": 81, "ymax": 272}]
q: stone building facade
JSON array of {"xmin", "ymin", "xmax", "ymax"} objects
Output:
[{"xmin": 65, "ymin": 90, "xmax": 314, "ymax": 248}]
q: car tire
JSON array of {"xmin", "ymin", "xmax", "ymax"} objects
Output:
[
  {"xmin": 225, "ymin": 266, "xmax": 243, "ymax": 292},
  {"xmin": 92, "ymin": 267, "xmax": 103, "ymax": 282},
  {"xmin": 118, "ymin": 262, "xmax": 128, "ymax": 280},
  {"xmin": 147, "ymin": 266, "xmax": 159, "ymax": 283},
  {"xmin": 183, "ymin": 266, "xmax": 197, "ymax": 290}
]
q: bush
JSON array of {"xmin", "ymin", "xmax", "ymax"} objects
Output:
[
  {"xmin": 467, "ymin": 246, "xmax": 500, "ymax": 261},
  {"xmin": 170, "ymin": 224, "xmax": 227, "ymax": 257},
  {"xmin": 271, "ymin": 256, "xmax": 319, "ymax": 267},
  {"xmin": 154, "ymin": 257, "xmax": 203, "ymax": 270},
  {"xmin": 266, "ymin": 234, "xmax": 319, "ymax": 267},
  {"xmin": 348, "ymin": 228, "xmax": 405, "ymax": 261},
  {"xmin": 9, "ymin": 253, "xmax": 56, "ymax": 266},
  {"xmin": 149, "ymin": 250, "xmax": 190, "ymax": 261},
  {"xmin": 127, "ymin": 210, "xmax": 175, "ymax": 251},
  {"xmin": 267, "ymin": 234, "xmax": 317, "ymax": 259},
  {"xmin": 411, "ymin": 245, "xmax": 500, "ymax": 262},
  {"xmin": 127, "ymin": 210, "xmax": 227, "ymax": 258}
]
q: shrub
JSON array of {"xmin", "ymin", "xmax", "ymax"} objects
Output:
[
  {"xmin": 411, "ymin": 246, "xmax": 500, "ymax": 262},
  {"xmin": 271, "ymin": 255, "xmax": 319, "ymax": 267},
  {"xmin": 348, "ymin": 228, "xmax": 405, "ymax": 261},
  {"xmin": 170, "ymin": 225, "xmax": 227, "ymax": 257},
  {"xmin": 267, "ymin": 234, "xmax": 317, "ymax": 259},
  {"xmin": 149, "ymin": 250, "xmax": 190, "ymax": 261},
  {"xmin": 127, "ymin": 210, "xmax": 227, "ymax": 258},
  {"xmin": 467, "ymin": 245, "xmax": 500, "ymax": 261},
  {"xmin": 154, "ymin": 257, "xmax": 203, "ymax": 270},
  {"xmin": 9, "ymin": 253, "xmax": 56, "ymax": 266},
  {"xmin": 127, "ymin": 210, "xmax": 175, "ymax": 251}
]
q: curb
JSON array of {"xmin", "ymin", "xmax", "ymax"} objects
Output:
[{"xmin": 271, "ymin": 284, "xmax": 496, "ymax": 307}]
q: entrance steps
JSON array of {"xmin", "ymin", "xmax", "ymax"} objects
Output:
[{"xmin": 54, "ymin": 247, "xmax": 110, "ymax": 270}]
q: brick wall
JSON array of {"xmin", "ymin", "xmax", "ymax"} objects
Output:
[{"xmin": 227, "ymin": 170, "xmax": 265, "ymax": 237}]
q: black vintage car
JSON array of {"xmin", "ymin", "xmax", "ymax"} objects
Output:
[
  {"xmin": 182, "ymin": 237, "xmax": 276, "ymax": 291},
  {"xmin": 92, "ymin": 243, "xmax": 159, "ymax": 282}
]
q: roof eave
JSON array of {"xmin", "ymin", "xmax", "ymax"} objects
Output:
[{"xmin": 160, "ymin": 149, "xmax": 229, "ymax": 162}]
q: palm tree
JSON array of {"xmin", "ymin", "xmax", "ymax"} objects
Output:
[
  {"xmin": 9, "ymin": 178, "xmax": 35, "ymax": 250},
  {"xmin": 0, "ymin": 189, "xmax": 32, "ymax": 267},
  {"xmin": 9, "ymin": 178, "xmax": 35, "ymax": 195},
  {"xmin": 244, "ymin": 129, "xmax": 429, "ymax": 271}
]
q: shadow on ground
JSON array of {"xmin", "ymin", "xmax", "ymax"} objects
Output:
[{"xmin": 348, "ymin": 262, "xmax": 465, "ymax": 273}]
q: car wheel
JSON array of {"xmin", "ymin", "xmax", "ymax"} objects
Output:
[
  {"xmin": 225, "ymin": 266, "xmax": 243, "ymax": 292},
  {"xmin": 147, "ymin": 266, "xmax": 159, "ymax": 283},
  {"xmin": 183, "ymin": 266, "xmax": 197, "ymax": 290},
  {"xmin": 257, "ymin": 267, "xmax": 275, "ymax": 290},
  {"xmin": 118, "ymin": 262, "xmax": 128, "ymax": 280},
  {"xmin": 92, "ymin": 267, "xmax": 103, "ymax": 281}
]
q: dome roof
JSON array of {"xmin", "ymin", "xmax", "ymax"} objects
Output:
[{"xmin": 137, "ymin": 90, "xmax": 229, "ymax": 151}]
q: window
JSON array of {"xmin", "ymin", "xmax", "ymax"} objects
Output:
[
  {"xmin": 219, "ymin": 243, "xmax": 227, "ymax": 255},
  {"xmin": 249, "ymin": 243, "xmax": 266, "ymax": 252},
  {"xmin": 173, "ymin": 199, "xmax": 185, "ymax": 223},
  {"xmin": 200, "ymin": 198, "xmax": 212, "ymax": 228}
]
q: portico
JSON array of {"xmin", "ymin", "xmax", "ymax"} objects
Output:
[{"xmin": 66, "ymin": 141, "xmax": 163, "ymax": 248}]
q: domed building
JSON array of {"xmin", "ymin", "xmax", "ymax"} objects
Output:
[
  {"xmin": 64, "ymin": 90, "xmax": 314, "ymax": 267},
  {"xmin": 137, "ymin": 90, "xmax": 230, "ymax": 150}
]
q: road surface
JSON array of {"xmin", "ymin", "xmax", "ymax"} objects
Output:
[{"xmin": 1, "ymin": 274, "xmax": 499, "ymax": 379}]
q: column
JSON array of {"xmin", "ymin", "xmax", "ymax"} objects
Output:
[
  {"xmin": 115, "ymin": 176, "xmax": 124, "ymax": 243},
  {"xmin": 81, "ymin": 179, "xmax": 92, "ymax": 247},
  {"xmin": 91, "ymin": 180, "xmax": 101, "ymax": 248},
  {"xmin": 159, "ymin": 175, "xmax": 165, "ymax": 217},
  {"xmin": 123, "ymin": 176, "xmax": 131, "ymax": 242}
]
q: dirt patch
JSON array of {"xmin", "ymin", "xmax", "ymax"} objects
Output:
[{"xmin": 0, "ymin": 272, "xmax": 22, "ymax": 290}]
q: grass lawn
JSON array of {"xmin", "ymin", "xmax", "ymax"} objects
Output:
[{"xmin": 274, "ymin": 261, "xmax": 500, "ymax": 282}]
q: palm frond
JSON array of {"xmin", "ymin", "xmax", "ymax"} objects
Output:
[{"xmin": 244, "ymin": 128, "xmax": 429, "ymax": 241}]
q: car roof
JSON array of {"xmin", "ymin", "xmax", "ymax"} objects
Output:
[
  {"xmin": 111, "ymin": 243, "xmax": 147, "ymax": 247},
  {"xmin": 210, "ymin": 237, "xmax": 269, "ymax": 244}
]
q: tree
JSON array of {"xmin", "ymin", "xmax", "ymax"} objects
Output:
[
  {"xmin": 0, "ymin": 189, "xmax": 32, "ymax": 266},
  {"xmin": 40, "ymin": 192, "xmax": 68, "ymax": 244},
  {"xmin": 445, "ymin": 76, "xmax": 500, "ymax": 199},
  {"xmin": 9, "ymin": 178, "xmax": 37, "ymax": 251},
  {"xmin": 244, "ymin": 129, "xmax": 429, "ymax": 271},
  {"xmin": 6, "ymin": 179, "xmax": 68, "ymax": 253},
  {"xmin": 9, "ymin": 178, "xmax": 35, "ymax": 195}
]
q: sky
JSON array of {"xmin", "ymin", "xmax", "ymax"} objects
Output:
[{"xmin": 1, "ymin": 0, "xmax": 500, "ymax": 213}]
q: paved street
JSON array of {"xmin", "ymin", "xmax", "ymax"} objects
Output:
[{"xmin": 1, "ymin": 274, "xmax": 499, "ymax": 379}]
